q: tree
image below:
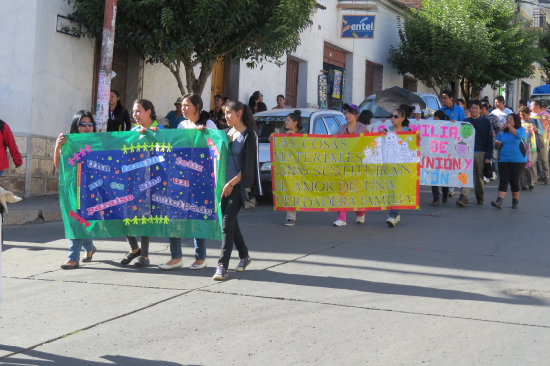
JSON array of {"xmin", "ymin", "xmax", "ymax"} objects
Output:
[
  {"xmin": 389, "ymin": 0, "xmax": 543, "ymax": 102},
  {"xmin": 538, "ymin": 31, "xmax": 550, "ymax": 82},
  {"xmin": 68, "ymin": 0, "xmax": 316, "ymax": 94}
]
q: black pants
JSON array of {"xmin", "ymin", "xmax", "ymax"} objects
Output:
[
  {"xmin": 431, "ymin": 186, "xmax": 449, "ymax": 201},
  {"xmin": 218, "ymin": 185, "xmax": 248, "ymax": 269},
  {"xmin": 126, "ymin": 236, "xmax": 150, "ymax": 257},
  {"xmin": 498, "ymin": 162, "xmax": 525, "ymax": 193}
]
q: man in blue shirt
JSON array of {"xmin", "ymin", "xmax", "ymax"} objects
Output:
[
  {"xmin": 165, "ymin": 97, "xmax": 185, "ymax": 129},
  {"xmin": 440, "ymin": 89, "xmax": 466, "ymax": 121},
  {"xmin": 456, "ymin": 100, "xmax": 493, "ymax": 207}
]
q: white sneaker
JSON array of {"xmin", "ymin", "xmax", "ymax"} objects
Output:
[
  {"xmin": 386, "ymin": 215, "xmax": 401, "ymax": 228},
  {"xmin": 333, "ymin": 219, "xmax": 347, "ymax": 227},
  {"xmin": 356, "ymin": 215, "xmax": 365, "ymax": 224}
]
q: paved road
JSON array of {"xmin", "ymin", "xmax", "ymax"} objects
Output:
[{"xmin": 1, "ymin": 184, "xmax": 550, "ymax": 365}]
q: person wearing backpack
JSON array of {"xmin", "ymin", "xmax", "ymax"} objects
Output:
[{"xmin": 0, "ymin": 119, "xmax": 23, "ymax": 176}]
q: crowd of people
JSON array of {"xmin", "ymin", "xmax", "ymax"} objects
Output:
[{"xmin": 51, "ymin": 88, "xmax": 549, "ymax": 280}]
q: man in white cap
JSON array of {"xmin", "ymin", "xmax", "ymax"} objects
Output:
[
  {"xmin": 165, "ymin": 97, "xmax": 185, "ymax": 129},
  {"xmin": 411, "ymin": 103, "xmax": 422, "ymax": 119}
]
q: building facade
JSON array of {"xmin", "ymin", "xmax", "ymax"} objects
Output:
[{"xmin": 0, "ymin": 0, "xmax": 438, "ymax": 197}]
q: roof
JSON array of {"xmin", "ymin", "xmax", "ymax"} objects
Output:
[{"xmin": 395, "ymin": 0, "xmax": 422, "ymax": 9}]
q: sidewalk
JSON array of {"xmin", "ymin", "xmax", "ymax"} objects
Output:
[{"xmin": 3, "ymin": 195, "xmax": 61, "ymax": 226}]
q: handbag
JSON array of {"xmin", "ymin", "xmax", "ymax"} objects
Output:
[
  {"xmin": 519, "ymin": 139, "xmax": 526, "ymax": 157},
  {"xmin": 230, "ymin": 135, "xmax": 256, "ymax": 210},
  {"xmin": 240, "ymin": 186, "xmax": 256, "ymax": 210}
]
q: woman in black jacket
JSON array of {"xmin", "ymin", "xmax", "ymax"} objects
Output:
[
  {"xmin": 107, "ymin": 90, "xmax": 131, "ymax": 132},
  {"xmin": 212, "ymin": 101, "xmax": 262, "ymax": 280}
]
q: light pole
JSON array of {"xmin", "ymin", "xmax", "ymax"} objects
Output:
[{"xmin": 94, "ymin": 0, "xmax": 118, "ymax": 132}]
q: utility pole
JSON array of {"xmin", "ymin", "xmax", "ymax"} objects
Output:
[{"xmin": 95, "ymin": 0, "xmax": 118, "ymax": 132}]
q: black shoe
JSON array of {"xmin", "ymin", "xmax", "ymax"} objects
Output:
[
  {"xmin": 430, "ymin": 200, "xmax": 440, "ymax": 206},
  {"xmin": 491, "ymin": 199, "xmax": 503, "ymax": 209},
  {"xmin": 476, "ymin": 196, "xmax": 484, "ymax": 205},
  {"xmin": 134, "ymin": 256, "xmax": 150, "ymax": 267},
  {"xmin": 81, "ymin": 248, "xmax": 96, "ymax": 263},
  {"xmin": 529, "ymin": 186, "xmax": 534, "ymax": 191},
  {"xmin": 120, "ymin": 249, "xmax": 141, "ymax": 265},
  {"xmin": 442, "ymin": 196, "xmax": 448, "ymax": 204},
  {"xmin": 512, "ymin": 199, "xmax": 519, "ymax": 209}
]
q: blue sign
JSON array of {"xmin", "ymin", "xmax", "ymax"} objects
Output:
[{"xmin": 341, "ymin": 15, "xmax": 375, "ymax": 39}]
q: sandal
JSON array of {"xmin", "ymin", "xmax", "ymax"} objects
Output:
[{"xmin": 81, "ymin": 248, "xmax": 97, "ymax": 263}]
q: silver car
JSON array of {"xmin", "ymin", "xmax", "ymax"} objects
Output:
[{"xmin": 254, "ymin": 108, "xmax": 346, "ymax": 191}]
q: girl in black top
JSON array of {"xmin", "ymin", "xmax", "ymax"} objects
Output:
[
  {"xmin": 212, "ymin": 101, "xmax": 262, "ymax": 280},
  {"xmin": 107, "ymin": 90, "xmax": 131, "ymax": 132}
]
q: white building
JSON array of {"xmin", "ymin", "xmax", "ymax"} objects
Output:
[{"xmin": 0, "ymin": 0, "xmax": 432, "ymax": 197}]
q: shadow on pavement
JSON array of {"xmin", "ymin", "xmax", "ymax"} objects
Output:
[
  {"xmin": 240, "ymin": 269, "xmax": 550, "ymax": 306},
  {"xmin": 0, "ymin": 344, "xmax": 194, "ymax": 366}
]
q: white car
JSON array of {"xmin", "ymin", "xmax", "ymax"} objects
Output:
[{"xmin": 254, "ymin": 108, "xmax": 346, "ymax": 192}]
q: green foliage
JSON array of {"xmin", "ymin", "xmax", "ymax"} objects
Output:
[
  {"xmin": 68, "ymin": 0, "xmax": 316, "ymax": 94},
  {"xmin": 538, "ymin": 31, "xmax": 550, "ymax": 81},
  {"xmin": 389, "ymin": 0, "xmax": 543, "ymax": 99}
]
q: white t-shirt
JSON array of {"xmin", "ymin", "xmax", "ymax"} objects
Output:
[
  {"xmin": 490, "ymin": 107, "xmax": 513, "ymax": 126},
  {"xmin": 177, "ymin": 119, "xmax": 217, "ymax": 130}
]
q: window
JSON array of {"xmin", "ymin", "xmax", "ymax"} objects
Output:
[
  {"xmin": 403, "ymin": 75, "xmax": 417, "ymax": 92},
  {"xmin": 365, "ymin": 60, "xmax": 383, "ymax": 97},
  {"xmin": 424, "ymin": 96, "xmax": 440, "ymax": 111},
  {"xmin": 323, "ymin": 116, "xmax": 340, "ymax": 134},
  {"xmin": 334, "ymin": 114, "xmax": 346, "ymax": 126},
  {"xmin": 312, "ymin": 118, "xmax": 328, "ymax": 134}
]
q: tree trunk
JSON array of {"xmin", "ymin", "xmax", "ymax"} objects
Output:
[
  {"xmin": 162, "ymin": 60, "xmax": 186, "ymax": 96},
  {"xmin": 460, "ymin": 78, "xmax": 471, "ymax": 106},
  {"xmin": 181, "ymin": 58, "xmax": 215, "ymax": 95}
]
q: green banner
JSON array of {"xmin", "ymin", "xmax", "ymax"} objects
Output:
[{"xmin": 59, "ymin": 129, "xmax": 228, "ymax": 240}]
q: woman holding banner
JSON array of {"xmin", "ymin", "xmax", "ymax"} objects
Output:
[
  {"xmin": 212, "ymin": 101, "xmax": 261, "ymax": 281},
  {"xmin": 332, "ymin": 103, "xmax": 368, "ymax": 227},
  {"xmin": 384, "ymin": 107, "xmax": 412, "ymax": 227},
  {"xmin": 55, "ymin": 110, "xmax": 98, "ymax": 269},
  {"xmin": 120, "ymin": 99, "xmax": 164, "ymax": 267},
  {"xmin": 159, "ymin": 93, "xmax": 217, "ymax": 271}
]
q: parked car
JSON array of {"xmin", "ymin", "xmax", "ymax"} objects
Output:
[
  {"xmin": 359, "ymin": 92, "xmax": 442, "ymax": 122},
  {"xmin": 254, "ymin": 108, "xmax": 346, "ymax": 192}
]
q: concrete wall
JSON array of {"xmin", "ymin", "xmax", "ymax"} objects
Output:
[{"xmin": 143, "ymin": 62, "xmax": 212, "ymax": 121}]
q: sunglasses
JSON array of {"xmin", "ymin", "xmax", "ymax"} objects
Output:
[
  {"xmin": 78, "ymin": 121, "xmax": 94, "ymax": 127},
  {"xmin": 391, "ymin": 114, "xmax": 400, "ymax": 119}
]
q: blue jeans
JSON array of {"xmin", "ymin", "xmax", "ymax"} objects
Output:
[
  {"xmin": 389, "ymin": 209, "xmax": 400, "ymax": 218},
  {"xmin": 68, "ymin": 239, "xmax": 95, "ymax": 262},
  {"xmin": 168, "ymin": 237, "xmax": 206, "ymax": 260}
]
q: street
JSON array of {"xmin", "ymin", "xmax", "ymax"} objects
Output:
[{"xmin": 1, "ymin": 183, "xmax": 550, "ymax": 365}]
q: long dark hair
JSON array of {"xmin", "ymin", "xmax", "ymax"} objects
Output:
[
  {"xmin": 358, "ymin": 110, "xmax": 373, "ymax": 125},
  {"xmin": 287, "ymin": 110, "xmax": 303, "ymax": 130},
  {"xmin": 70, "ymin": 110, "xmax": 96, "ymax": 133},
  {"xmin": 111, "ymin": 89, "xmax": 123, "ymax": 112},
  {"xmin": 224, "ymin": 101, "xmax": 257, "ymax": 132},
  {"xmin": 504, "ymin": 113, "xmax": 522, "ymax": 132},
  {"xmin": 133, "ymin": 99, "xmax": 157, "ymax": 121},
  {"xmin": 394, "ymin": 107, "xmax": 410, "ymax": 127},
  {"xmin": 182, "ymin": 93, "xmax": 210, "ymax": 126}
]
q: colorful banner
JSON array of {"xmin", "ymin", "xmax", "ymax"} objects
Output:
[
  {"xmin": 271, "ymin": 132, "xmax": 420, "ymax": 211},
  {"xmin": 369, "ymin": 120, "xmax": 475, "ymax": 187},
  {"xmin": 59, "ymin": 129, "xmax": 228, "ymax": 240}
]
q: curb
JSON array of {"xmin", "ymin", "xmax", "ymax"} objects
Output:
[{"xmin": 4, "ymin": 208, "xmax": 62, "ymax": 226}]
